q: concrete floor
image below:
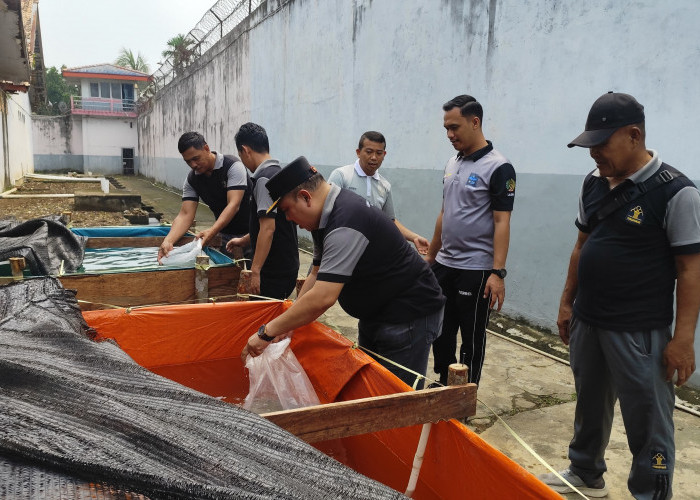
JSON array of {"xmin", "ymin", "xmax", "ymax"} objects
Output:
[{"xmin": 115, "ymin": 174, "xmax": 700, "ymax": 499}]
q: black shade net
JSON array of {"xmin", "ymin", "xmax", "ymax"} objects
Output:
[
  {"xmin": 0, "ymin": 217, "xmax": 86, "ymax": 275},
  {"xmin": 0, "ymin": 278, "xmax": 406, "ymax": 500}
]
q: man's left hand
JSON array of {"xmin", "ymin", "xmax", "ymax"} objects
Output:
[
  {"xmin": 412, "ymin": 236, "xmax": 430, "ymax": 255},
  {"xmin": 250, "ymin": 270, "xmax": 261, "ymax": 295},
  {"xmin": 484, "ymin": 273, "xmax": 505, "ymax": 311},
  {"xmin": 663, "ymin": 337, "xmax": 696, "ymax": 387}
]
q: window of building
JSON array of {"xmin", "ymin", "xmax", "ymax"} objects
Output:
[
  {"xmin": 100, "ymin": 82, "xmax": 111, "ymax": 99},
  {"xmin": 90, "ymin": 83, "xmax": 99, "ymax": 97}
]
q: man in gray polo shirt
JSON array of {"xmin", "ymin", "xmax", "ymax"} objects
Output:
[
  {"xmin": 425, "ymin": 95, "xmax": 516, "ymax": 385},
  {"xmin": 328, "ymin": 131, "xmax": 429, "ymax": 254}
]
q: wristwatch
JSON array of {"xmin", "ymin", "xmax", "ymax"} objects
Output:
[
  {"xmin": 491, "ymin": 268, "xmax": 507, "ymax": 279},
  {"xmin": 257, "ymin": 324, "xmax": 275, "ymax": 342}
]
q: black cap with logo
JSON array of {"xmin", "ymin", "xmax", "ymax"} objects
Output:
[{"xmin": 568, "ymin": 92, "xmax": 645, "ymax": 148}]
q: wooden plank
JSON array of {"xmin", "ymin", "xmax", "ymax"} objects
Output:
[
  {"xmin": 84, "ymin": 235, "xmax": 221, "ymax": 249},
  {"xmin": 262, "ymin": 384, "xmax": 477, "ymax": 443},
  {"xmin": 205, "ymin": 266, "xmax": 241, "ymax": 302},
  {"xmin": 60, "ymin": 265, "xmax": 239, "ymax": 310}
]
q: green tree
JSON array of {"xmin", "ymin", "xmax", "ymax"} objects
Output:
[
  {"xmin": 36, "ymin": 66, "xmax": 78, "ymax": 115},
  {"xmin": 115, "ymin": 48, "xmax": 150, "ymax": 73},
  {"xmin": 161, "ymin": 34, "xmax": 196, "ymax": 75}
]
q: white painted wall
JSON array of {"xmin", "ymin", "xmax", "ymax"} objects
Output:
[
  {"xmin": 136, "ymin": 0, "xmax": 700, "ymax": 385},
  {"xmin": 79, "ymin": 116, "xmax": 137, "ymax": 175},
  {"xmin": 33, "ymin": 114, "xmax": 83, "ymax": 171},
  {"xmin": 1, "ymin": 91, "xmax": 34, "ymax": 191},
  {"xmin": 81, "ymin": 116, "xmax": 137, "ymax": 157},
  {"xmin": 32, "ymin": 114, "xmax": 136, "ymax": 174},
  {"xmin": 33, "ymin": 115, "xmax": 81, "ymax": 155}
]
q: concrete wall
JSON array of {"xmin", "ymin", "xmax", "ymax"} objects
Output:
[
  {"xmin": 33, "ymin": 114, "xmax": 137, "ymax": 174},
  {"xmin": 81, "ymin": 116, "xmax": 137, "ymax": 175},
  {"xmin": 33, "ymin": 114, "xmax": 83, "ymax": 171},
  {"xmin": 137, "ymin": 0, "xmax": 700, "ymax": 384},
  {"xmin": 1, "ymin": 91, "xmax": 34, "ymax": 192}
]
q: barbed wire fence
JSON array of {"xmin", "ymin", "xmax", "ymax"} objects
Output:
[{"xmin": 138, "ymin": 0, "xmax": 263, "ymax": 109}]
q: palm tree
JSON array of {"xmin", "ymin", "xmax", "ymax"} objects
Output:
[
  {"xmin": 161, "ymin": 34, "xmax": 196, "ymax": 75},
  {"xmin": 115, "ymin": 48, "xmax": 150, "ymax": 73}
]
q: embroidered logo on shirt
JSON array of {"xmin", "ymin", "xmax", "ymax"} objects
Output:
[
  {"xmin": 626, "ymin": 205, "xmax": 644, "ymax": 225},
  {"xmin": 506, "ymin": 178, "xmax": 516, "ymax": 192},
  {"xmin": 458, "ymin": 290, "xmax": 473, "ymax": 296},
  {"xmin": 467, "ymin": 173, "xmax": 478, "ymax": 187},
  {"xmin": 651, "ymin": 452, "xmax": 668, "ymax": 470}
]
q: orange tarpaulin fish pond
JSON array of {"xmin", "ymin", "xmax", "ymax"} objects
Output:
[{"xmin": 84, "ymin": 300, "xmax": 558, "ymax": 499}]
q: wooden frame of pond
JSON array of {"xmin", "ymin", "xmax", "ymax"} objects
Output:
[{"xmin": 1, "ymin": 230, "xmax": 242, "ymax": 310}]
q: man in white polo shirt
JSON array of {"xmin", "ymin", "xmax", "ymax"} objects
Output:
[{"xmin": 328, "ymin": 131, "xmax": 429, "ymax": 254}]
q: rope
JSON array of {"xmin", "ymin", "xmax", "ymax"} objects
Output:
[
  {"xmin": 76, "ymin": 299, "xmax": 123, "ymax": 309},
  {"xmin": 194, "ymin": 260, "xmax": 210, "ymax": 271},
  {"xmin": 74, "ymin": 293, "xmax": 281, "ymax": 311},
  {"xmin": 352, "ymin": 343, "xmax": 439, "ymax": 390},
  {"xmin": 476, "ymin": 397, "xmax": 589, "ymax": 499}
]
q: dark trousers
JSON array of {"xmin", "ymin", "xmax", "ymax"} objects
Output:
[
  {"xmin": 358, "ymin": 307, "xmax": 443, "ymax": 390},
  {"xmin": 568, "ymin": 316, "xmax": 675, "ymax": 499},
  {"xmin": 260, "ymin": 272, "xmax": 297, "ymax": 300},
  {"xmin": 431, "ymin": 262, "xmax": 491, "ymax": 385}
]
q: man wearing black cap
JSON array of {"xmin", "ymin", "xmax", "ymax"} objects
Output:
[
  {"xmin": 241, "ymin": 156, "xmax": 445, "ymax": 389},
  {"xmin": 539, "ymin": 92, "xmax": 700, "ymax": 499}
]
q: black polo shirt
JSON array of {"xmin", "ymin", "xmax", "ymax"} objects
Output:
[
  {"xmin": 574, "ymin": 152, "xmax": 700, "ymax": 330},
  {"xmin": 312, "ymin": 185, "xmax": 445, "ymax": 323},
  {"xmin": 250, "ymin": 159, "xmax": 299, "ymax": 277},
  {"xmin": 183, "ymin": 154, "xmax": 251, "ymax": 236}
]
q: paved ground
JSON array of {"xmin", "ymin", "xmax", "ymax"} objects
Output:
[{"xmin": 116, "ymin": 174, "xmax": 700, "ymax": 499}]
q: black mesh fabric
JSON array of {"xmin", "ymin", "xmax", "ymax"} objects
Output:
[
  {"xmin": 0, "ymin": 278, "xmax": 406, "ymax": 500},
  {"xmin": 0, "ymin": 216, "xmax": 86, "ymax": 275}
]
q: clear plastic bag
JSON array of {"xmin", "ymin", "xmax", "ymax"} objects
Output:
[
  {"xmin": 243, "ymin": 338, "xmax": 320, "ymax": 413},
  {"xmin": 160, "ymin": 239, "xmax": 202, "ymax": 267}
]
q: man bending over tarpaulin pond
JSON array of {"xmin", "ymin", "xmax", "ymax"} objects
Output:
[{"xmin": 241, "ymin": 156, "xmax": 445, "ymax": 390}]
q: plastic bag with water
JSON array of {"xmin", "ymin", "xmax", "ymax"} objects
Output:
[
  {"xmin": 243, "ymin": 338, "xmax": 320, "ymax": 414},
  {"xmin": 160, "ymin": 239, "xmax": 203, "ymax": 267}
]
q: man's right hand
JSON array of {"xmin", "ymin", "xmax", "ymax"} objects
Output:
[
  {"xmin": 225, "ymin": 237, "xmax": 245, "ymax": 253},
  {"xmin": 157, "ymin": 240, "xmax": 174, "ymax": 264},
  {"xmin": 557, "ymin": 304, "xmax": 573, "ymax": 345}
]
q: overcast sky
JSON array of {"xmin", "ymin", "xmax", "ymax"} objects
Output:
[{"xmin": 39, "ymin": 0, "xmax": 214, "ymax": 74}]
